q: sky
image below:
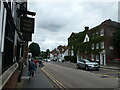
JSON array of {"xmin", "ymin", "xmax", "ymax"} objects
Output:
[{"xmin": 28, "ymin": 0, "xmax": 119, "ymax": 51}]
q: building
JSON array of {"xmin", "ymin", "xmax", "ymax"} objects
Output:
[
  {"xmin": 0, "ymin": 1, "xmax": 35, "ymax": 89},
  {"xmin": 57, "ymin": 45, "xmax": 68, "ymax": 62},
  {"xmin": 68, "ymin": 19, "xmax": 120, "ymax": 66},
  {"xmin": 49, "ymin": 45, "xmax": 68, "ymax": 62}
]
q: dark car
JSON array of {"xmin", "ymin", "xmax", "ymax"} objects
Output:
[{"xmin": 76, "ymin": 59, "xmax": 100, "ymax": 71}]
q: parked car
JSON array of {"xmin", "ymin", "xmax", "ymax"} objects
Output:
[
  {"xmin": 76, "ymin": 59, "xmax": 100, "ymax": 71},
  {"xmin": 46, "ymin": 59, "xmax": 51, "ymax": 62}
]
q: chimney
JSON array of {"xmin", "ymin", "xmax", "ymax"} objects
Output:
[{"xmin": 85, "ymin": 26, "xmax": 89, "ymax": 31}]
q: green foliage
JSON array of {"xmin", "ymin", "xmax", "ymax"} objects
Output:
[
  {"xmin": 90, "ymin": 36, "xmax": 105, "ymax": 43},
  {"xmin": 64, "ymin": 56, "xmax": 77, "ymax": 63},
  {"xmin": 91, "ymin": 26, "xmax": 100, "ymax": 33},
  {"xmin": 68, "ymin": 32, "xmax": 86, "ymax": 56},
  {"xmin": 64, "ymin": 56, "xmax": 71, "ymax": 61},
  {"xmin": 113, "ymin": 28, "xmax": 120, "ymax": 46},
  {"xmin": 29, "ymin": 42, "xmax": 40, "ymax": 57},
  {"xmin": 40, "ymin": 51, "xmax": 46, "ymax": 59},
  {"xmin": 45, "ymin": 49, "xmax": 50, "ymax": 58},
  {"xmin": 68, "ymin": 25, "xmax": 105, "ymax": 55},
  {"xmin": 77, "ymin": 42, "xmax": 91, "ymax": 53},
  {"xmin": 91, "ymin": 49, "xmax": 103, "ymax": 54}
]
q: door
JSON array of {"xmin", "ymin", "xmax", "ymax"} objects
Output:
[{"xmin": 100, "ymin": 53, "xmax": 106, "ymax": 65}]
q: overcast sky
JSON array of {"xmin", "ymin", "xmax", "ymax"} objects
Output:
[{"xmin": 28, "ymin": 0, "xmax": 119, "ymax": 51}]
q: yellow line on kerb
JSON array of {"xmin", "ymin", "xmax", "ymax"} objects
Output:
[{"xmin": 41, "ymin": 67, "xmax": 67, "ymax": 89}]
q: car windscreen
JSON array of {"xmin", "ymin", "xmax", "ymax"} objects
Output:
[{"xmin": 84, "ymin": 59, "xmax": 91, "ymax": 63}]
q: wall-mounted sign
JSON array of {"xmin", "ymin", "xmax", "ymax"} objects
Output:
[
  {"xmin": 23, "ymin": 34, "xmax": 32, "ymax": 41},
  {"xmin": 20, "ymin": 17, "xmax": 34, "ymax": 33}
]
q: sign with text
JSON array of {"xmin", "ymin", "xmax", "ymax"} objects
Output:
[{"xmin": 20, "ymin": 17, "xmax": 35, "ymax": 33}]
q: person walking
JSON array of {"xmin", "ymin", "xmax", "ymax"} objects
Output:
[
  {"xmin": 28, "ymin": 59, "xmax": 36, "ymax": 80},
  {"xmin": 33, "ymin": 58, "xmax": 38, "ymax": 69}
]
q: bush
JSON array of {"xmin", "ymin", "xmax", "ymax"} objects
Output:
[{"xmin": 64, "ymin": 56, "xmax": 77, "ymax": 63}]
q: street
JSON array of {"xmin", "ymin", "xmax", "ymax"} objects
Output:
[
  {"xmin": 41, "ymin": 62, "xmax": 119, "ymax": 88},
  {"xmin": 51, "ymin": 61, "xmax": 120, "ymax": 78}
]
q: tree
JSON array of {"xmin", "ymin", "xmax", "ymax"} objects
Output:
[
  {"xmin": 45, "ymin": 49, "xmax": 50, "ymax": 58},
  {"xmin": 29, "ymin": 42, "xmax": 40, "ymax": 57}
]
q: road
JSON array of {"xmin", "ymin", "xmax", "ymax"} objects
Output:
[
  {"xmin": 41, "ymin": 62, "xmax": 119, "ymax": 88},
  {"xmin": 51, "ymin": 61, "xmax": 120, "ymax": 78}
]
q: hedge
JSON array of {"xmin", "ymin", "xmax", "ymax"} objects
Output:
[{"xmin": 64, "ymin": 56, "xmax": 77, "ymax": 63}]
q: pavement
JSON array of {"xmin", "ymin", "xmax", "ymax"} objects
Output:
[
  {"xmin": 16, "ymin": 64, "xmax": 58, "ymax": 89},
  {"xmin": 100, "ymin": 65, "xmax": 120, "ymax": 70}
]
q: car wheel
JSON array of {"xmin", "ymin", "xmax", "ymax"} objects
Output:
[{"xmin": 85, "ymin": 65, "xmax": 89, "ymax": 71}]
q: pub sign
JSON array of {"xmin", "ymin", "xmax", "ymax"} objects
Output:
[
  {"xmin": 20, "ymin": 17, "xmax": 35, "ymax": 33},
  {"xmin": 23, "ymin": 33, "xmax": 32, "ymax": 41}
]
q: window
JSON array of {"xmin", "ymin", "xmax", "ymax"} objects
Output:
[
  {"xmin": 83, "ymin": 34, "xmax": 89, "ymax": 42},
  {"xmin": 100, "ymin": 29, "xmax": 104, "ymax": 36},
  {"xmin": 91, "ymin": 54, "xmax": 94, "ymax": 61},
  {"xmin": 92, "ymin": 33, "xmax": 94, "ymax": 38},
  {"xmin": 86, "ymin": 38, "xmax": 88, "ymax": 42},
  {"xmin": 110, "ymin": 32, "xmax": 113, "ymax": 36},
  {"xmin": 96, "ymin": 43, "xmax": 99, "ymax": 49},
  {"xmin": 96, "ymin": 55, "xmax": 99, "ymax": 61},
  {"xmin": 109, "ymin": 46, "xmax": 114, "ymax": 50},
  {"xmin": 100, "ymin": 42, "xmax": 104, "ymax": 49},
  {"xmin": 72, "ymin": 46, "xmax": 74, "ymax": 49},
  {"xmin": 96, "ymin": 31, "xmax": 99, "ymax": 37},
  {"xmin": 80, "ymin": 56, "xmax": 83, "ymax": 59},
  {"xmin": 92, "ymin": 43, "xmax": 94, "ymax": 50}
]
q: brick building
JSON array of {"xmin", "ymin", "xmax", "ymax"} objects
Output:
[{"xmin": 68, "ymin": 19, "xmax": 120, "ymax": 66}]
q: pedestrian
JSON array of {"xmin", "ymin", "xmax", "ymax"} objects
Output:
[
  {"xmin": 33, "ymin": 58, "xmax": 38, "ymax": 69},
  {"xmin": 39, "ymin": 60, "xmax": 42, "ymax": 67},
  {"xmin": 28, "ymin": 59, "xmax": 36, "ymax": 80}
]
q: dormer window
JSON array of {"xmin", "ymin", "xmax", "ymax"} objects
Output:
[
  {"xmin": 100, "ymin": 29, "xmax": 104, "ymax": 36},
  {"xmin": 86, "ymin": 38, "xmax": 88, "ymax": 42},
  {"xmin": 83, "ymin": 34, "xmax": 89, "ymax": 42}
]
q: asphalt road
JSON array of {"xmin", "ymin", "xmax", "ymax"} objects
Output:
[
  {"xmin": 41, "ymin": 62, "xmax": 119, "ymax": 88},
  {"xmin": 51, "ymin": 61, "xmax": 120, "ymax": 78}
]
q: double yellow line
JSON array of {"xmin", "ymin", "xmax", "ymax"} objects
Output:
[{"xmin": 41, "ymin": 67, "xmax": 67, "ymax": 90}]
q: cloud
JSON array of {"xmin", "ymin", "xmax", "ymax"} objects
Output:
[{"xmin": 28, "ymin": 1, "xmax": 118, "ymax": 51}]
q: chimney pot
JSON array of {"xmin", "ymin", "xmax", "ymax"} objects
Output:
[{"xmin": 85, "ymin": 26, "xmax": 89, "ymax": 31}]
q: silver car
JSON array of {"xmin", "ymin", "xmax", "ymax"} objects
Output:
[{"xmin": 76, "ymin": 59, "xmax": 100, "ymax": 71}]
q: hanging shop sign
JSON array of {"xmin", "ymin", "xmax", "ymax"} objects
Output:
[
  {"xmin": 23, "ymin": 33, "xmax": 32, "ymax": 41},
  {"xmin": 20, "ymin": 17, "xmax": 35, "ymax": 33}
]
